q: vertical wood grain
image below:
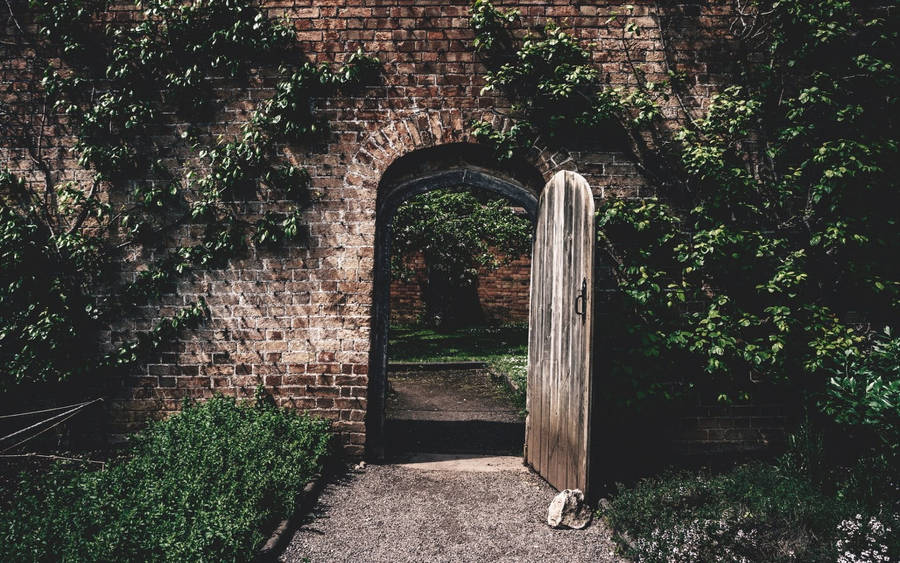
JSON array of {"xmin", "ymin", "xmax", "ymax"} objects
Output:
[{"xmin": 525, "ymin": 171, "xmax": 595, "ymax": 494}]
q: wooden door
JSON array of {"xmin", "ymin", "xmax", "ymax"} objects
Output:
[{"xmin": 525, "ymin": 170, "xmax": 595, "ymax": 494}]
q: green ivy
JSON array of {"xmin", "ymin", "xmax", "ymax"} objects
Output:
[
  {"xmin": 822, "ymin": 327, "xmax": 900, "ymax": 456},
  {"xmin": 1, "ymin": 1, "xmax": 380, "ymax": 392},
  {"xmin": 468, "ymin": 0, "xmax": 899, "ymax": 425},
  {"xmin": 0, "ymin": 203, "xmax": 98, "ymax": 389}
]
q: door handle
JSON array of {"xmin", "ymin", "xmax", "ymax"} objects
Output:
[{"xmin": 574, "ymin": 278, "xmax": 587, "ymax": 322}]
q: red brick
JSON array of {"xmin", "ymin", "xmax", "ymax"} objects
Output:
[{"xmin": 7, "ymin": 0, "xmax": 756, "ymax": 458}]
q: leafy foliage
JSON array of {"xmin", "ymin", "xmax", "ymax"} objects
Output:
[
  {"xmin": 468, "ymin": 1, "xmax": 899, "ymax": 419},
  {"xmin": 821, "ymin": 327, "xmax": 900, "ymax": 457},
  {"xmin": 391, "ymin": 188, "xmax": 532, "ymax": 327},
  {"xmin": 488, "ymin": 353, "xmax": 527, "ymax": 411},
  {"xmin": 0, "ymin": 395, "xmax": 331, "ymax": 562},
  {"xmin": 0, "ymin": 201, "xmax": 97, "ymax": 388},
  {"xmin": 473, "ymin": 5, "xmax": 900, "ymax": 548},
  {"xmin": 0, "ymin": 1, "xmax": 379, "ymax": 392},
  {"xmin": 602, "ymin": 458, "xmax": 899, "ymax": 563}
]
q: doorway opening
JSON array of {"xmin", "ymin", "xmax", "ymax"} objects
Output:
[{"xmin": 368, "ymin": 144, "xmax": 542, "ymax": 460}]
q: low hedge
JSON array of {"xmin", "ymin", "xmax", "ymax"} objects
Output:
[{"xmin": 0, "ymin": 395, "xmax": 330, "ymax": 562}]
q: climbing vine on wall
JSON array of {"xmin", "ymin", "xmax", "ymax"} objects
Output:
[
  {"xmin": 469, "ymin": 0, "xmax": 899, "ymax": 415},
  {"xmin": 0, "ymin": 0, "xmax": 379, "ymax": 392}
]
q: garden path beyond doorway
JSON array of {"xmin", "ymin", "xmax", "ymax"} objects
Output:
[{"xmin": 385, "ymin": 368, "xmax": 524, "ymax": 455}]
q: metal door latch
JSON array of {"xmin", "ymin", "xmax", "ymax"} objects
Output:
[{"xmin": 575, "ymin": 277, "xmax": 587, "ymax": 321}]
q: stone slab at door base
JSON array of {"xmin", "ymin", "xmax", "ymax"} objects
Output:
[{"xmin": 393, "ymin": 453, "xmax": 528, "ymax": 472}]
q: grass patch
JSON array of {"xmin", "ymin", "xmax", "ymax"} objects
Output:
[
  {"xmin": 389, "ymin": 324, "xmax": 528, "ymax": 363},
  {"xmin": 0, "ymin": 395, "xmax": 330, "ymax": 562},
  {"xmin": 601, "ymin": 460, "xmax": 899, "ymax": 562}
]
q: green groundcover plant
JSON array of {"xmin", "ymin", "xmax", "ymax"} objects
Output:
[
  {"xmin": 602, "ymin": 456, "xmax": 899, "ymax": 563},
  {"xmin": 0, "ymin": 395, "xmax": 330, "ymax": 562}
]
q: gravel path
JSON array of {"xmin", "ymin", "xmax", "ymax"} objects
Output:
[{"xmin": 280, "ymin": 462, "xmax": 625, "ymax": 563}]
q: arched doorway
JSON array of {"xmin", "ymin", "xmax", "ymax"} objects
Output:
[
  {"xmin": 368, "ymin": 144, "xmax": 542, "ymax": 458},
  {"xmin": 369, "ymin": 144, "xmax": 596, "ymax": 494}
]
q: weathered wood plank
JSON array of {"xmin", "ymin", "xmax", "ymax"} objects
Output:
[
  {"xmin": 582, "ymin": 183, "xmax": 595, "ymax": 493},
  {"xmin": 548, "ymin": 178, "xmax": 562, "ymax": 484},
  {"xmin": 565, "ymin": 183, "xmax": 582, "ymax": 490},
  {"xmin": 525, "ymin": 170, "xmax": 595, "ymax": 494},
  {"xmin": 525, "ymin": 184, "xmax": 547, "ymax": 466},
  {"xmin": 558, "ymin": 181, "xmax": 575, "ymax": 488}
]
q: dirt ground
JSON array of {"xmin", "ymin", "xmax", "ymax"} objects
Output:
[
  {"xmin": 385, "ymin": 369, "xmax": 525, "ymax": 455},
  {"xmin": 280, "ymin": 461, "xmax": 625, "ymax": 563},
  {"xmin": 386, "ymin": 370, "xmax": 522, "ymax": 422}
]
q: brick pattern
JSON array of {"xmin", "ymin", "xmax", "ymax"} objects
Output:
[
  {"xmin": 390, "ymin": 249, "xmax": 531, "ymax": 325},
  {"xmin": 677, "ymin": 404, "xmax": 792, "ymax": 454},
  {"xmin": 475, "ymin": 252, "xmax": 531, "ymax": 324},
  {"xmin": 390, "ymin": 253, "xmax": 428, "ymax": 324},
  {"xmin": 2, "ymin": 1, "xmax": 765, "ymax": 456}
]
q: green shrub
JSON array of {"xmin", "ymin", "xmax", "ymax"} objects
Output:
[
  {"xmin": 0, "ymin": 395, "xmax": 330, "ymax": 562},
  {"xmin": 602, "ymin": 460, "xmax": 899, "ymax": 562},
  {"xmin": 822, "ymin": 327, "xmax": 900, "ymax": 458}
]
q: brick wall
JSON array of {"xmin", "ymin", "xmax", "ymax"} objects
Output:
[
  {"xmin": 676, "ymin": 403, "xmax": 793, "ymax": 455},
  {"xmin": 390, "ymin": 249, "xmax": 531, "ymax": 325},
  {"xmin": 2, "ymin": 1, "xmax": 770, "ymax": 457},
  {"xmin": 389, "ymin": 253, "xmax": 427, "ymax": 324}
]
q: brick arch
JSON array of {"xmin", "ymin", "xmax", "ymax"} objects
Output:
[{"xmin": 342, "ymin": 110, "xmax": 577, "ymax": 192}]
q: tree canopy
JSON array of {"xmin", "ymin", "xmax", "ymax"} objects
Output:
[{"xmin": 391, "ymin": 188, "xmax": 532, "ymax": 328}]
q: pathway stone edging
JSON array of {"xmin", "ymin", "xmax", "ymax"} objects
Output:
[
  {"xmin": 388, "ymin": 361, "xmax": 488, "ymax": 372},
  {"xmin": 255, "ymin": 472, "xmax": 325, "ymax": 562},
  {"xmin": 388, "ymin": 361, "xmax": 521, "ymax": 397},
  {"xmin": 487, "ymin": 365, "xmax": 522, "ymax": 396}
]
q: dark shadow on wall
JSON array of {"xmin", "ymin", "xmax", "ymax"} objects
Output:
[{"xmin": 588, "ymin": 275, "xmax": 799, "ymax": 496}]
